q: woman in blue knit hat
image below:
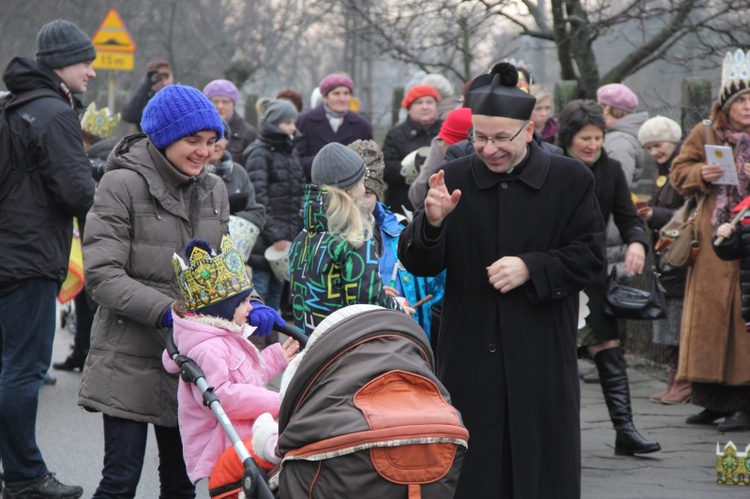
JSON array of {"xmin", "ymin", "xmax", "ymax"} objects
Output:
[{"xmin": 79, "ymin": 84, "xmax": 284, "ymax": 498}]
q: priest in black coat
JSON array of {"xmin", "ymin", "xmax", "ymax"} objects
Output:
[{"xmin": 398, "ymin": 63, "xmax": 606, "ymax": 498}]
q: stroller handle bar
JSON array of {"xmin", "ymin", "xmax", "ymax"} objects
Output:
[
  {"xmin": 278, "ymin": 322, "xmax": 309, "ymax": 348},
  {"xmin": 165, "ymin": 321, "xmax": 306, "ymax": 499}
]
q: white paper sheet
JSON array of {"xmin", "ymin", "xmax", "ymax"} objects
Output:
[{"xmin": 706, "ymin": 145, "xmax": 739, "ymax": 186}]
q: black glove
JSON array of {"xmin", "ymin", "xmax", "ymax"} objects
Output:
[
  {"xmin": 228, "ymin": 192, "xmax": 249, "ymax": 214},
  {"xmin": 145, "ymin": 67, "xmax": 163, "ymax": 85},
  {"xmin": 90, "ymin": 158, "xmax": 107, "ymax": 182}
]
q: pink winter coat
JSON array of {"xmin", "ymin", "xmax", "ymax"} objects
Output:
[{"xmin": 162, "ymin": 312, "xmax": 288, "ymax": 483}]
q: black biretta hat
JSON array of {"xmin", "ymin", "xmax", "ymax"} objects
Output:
[{"xmin": 468, "ymin": 62, "xmax": 536, "ymax": 120}]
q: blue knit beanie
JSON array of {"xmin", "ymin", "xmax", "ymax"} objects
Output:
[
  {"xmin": 141, "ymin": 84, "xmax": 223, "ymax": 149},
  {"xmin": 199, "ymin": 288, "xmax": 253, "ymax": 322}
]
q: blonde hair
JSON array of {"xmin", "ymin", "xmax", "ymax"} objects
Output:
[
  {"xmin": 530, "ymin": 84, "xmax": 553, "ymax": 109},
  {"xmin": 324, "ymin": 182, "xmax": 373, "ymax": 248}
]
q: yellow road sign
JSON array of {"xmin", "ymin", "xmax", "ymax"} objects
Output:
[
  {"xmin": 93, "ymin": 52, "xmax": 134, "ymax": 71},
  {"xmin": 92, "ymin": 8, "xmax": 136, "ymax": 71}
]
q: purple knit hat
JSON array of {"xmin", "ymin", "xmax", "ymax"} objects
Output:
[
  {"xmin": 319, "ymin": 73, "xmax": 354, "ymax": 97},
  {"xmin": 203, "ymin": 79, "xmax": 239, "ymax": 104}
]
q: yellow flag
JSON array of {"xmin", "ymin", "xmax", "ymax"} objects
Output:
[{"xmin": 57, "ymin": 219, "xmax": 85, "ymax": 304}]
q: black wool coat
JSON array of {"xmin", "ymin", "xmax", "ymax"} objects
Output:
[
  {"xmin": 382, "ymin": 116, "xmax": 442, "ymax": 213},
  {"xmin": 398, "ymin": 141, "xmax": 606, "ymax": 498},
  {"xmin": 574, "ymin": 150, "xmax": 650, "ymax": 342},
  {"xmin": 227, "ymin": 111, "xmax": 258, "ymax": 166}
]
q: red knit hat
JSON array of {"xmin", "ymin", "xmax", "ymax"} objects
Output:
[
  {"xmin": 438, "ymin": 107, "xmax": 472, "ymax": 145},
  {"xmin": 401, "ymin": 84, "xmax": 440, "ymax": 109}
]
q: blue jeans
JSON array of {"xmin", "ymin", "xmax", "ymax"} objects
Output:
[
  {"xmin": 0, "ymin": 279, "xmax": 57, "ymax": 485},
  {"xmin": 93, "ymin": 415, "xmax": 195, "ymax": 499},
  {"xmin": 252, "ymin": 268, "xmax": 284, "ymax": 312}
]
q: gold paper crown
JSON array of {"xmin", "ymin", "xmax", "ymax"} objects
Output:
[
  {"xmin": 716, "ymin": 441, "xmax": 750, "ymax": 485},
  {"xmin": 720, "ymin": 49, "xmax": 750, "ymax": 108},
  {"xmin": 172, "ymin": 236, "xmax": 253, "ymax": 311},
  {"xmin": 80, "ymin": 102, "xmax": 120, "ymax": 140}
]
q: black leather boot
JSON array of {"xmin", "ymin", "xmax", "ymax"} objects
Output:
[
  {"xmin": 594, "ymin": 347, "xmax": 661, "ymax": 456},
  {"xmin": 52, "ymin": 346, "xmax": 88, "ymax": 372}
]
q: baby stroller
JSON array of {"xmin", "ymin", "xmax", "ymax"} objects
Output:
[
  {"xmin": 272, "ymin": 305, "xmax": 468, "ymax": 498},
  {"xmin": 169, "ymin": 305, "xmax": 468, "ymax": 498}
]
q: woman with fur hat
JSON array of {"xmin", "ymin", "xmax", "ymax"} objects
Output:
[
  {"xmin": 670, "ymin": 48, "xmax": 750, "ymax": 431},
  {"xmin": 295, "ymin": 73, "xmax": 373, "ymax": 182},
  {"xmin": 289, "ymin": 143, "xmax": 404, "ymax": 336},
  {"xmin": 163, "ymin": 237, "xmax": 298, "ymax": 485},
  {"xmin": 635, "ymin": 116, "xmax": 690, "ymax": 405},
  {"xmin": 79, "ymin": 84, "xmax": 284, "ymax": 498},
  {"xmin": 422, "ymin": 73, "xmax": 458, "ymax": 120},
  {"xmin": 383, "ymin": 83, "xmax": 443, "ymax": 215},
  {"xmin": 244, "ymin": 98, "xmax": 304, "ymax": 342}
]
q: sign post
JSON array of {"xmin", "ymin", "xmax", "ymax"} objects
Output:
[{"xmin": 91, "ymin": 8, "xmax": 137, "ymax": 111}]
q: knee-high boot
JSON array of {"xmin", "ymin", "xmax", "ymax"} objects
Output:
[{"xmin": 594, "ymin": 347, "xmax": 661, "ymax": 455}]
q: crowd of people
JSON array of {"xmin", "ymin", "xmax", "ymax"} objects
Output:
[{"xmin": 1, "ymin": 17, "xmax": 750, "ymax": 499}]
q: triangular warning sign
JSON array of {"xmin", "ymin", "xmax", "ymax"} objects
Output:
[{"xmin": 92, "ymin": 8, "xmax": 136, "ymax": 53}]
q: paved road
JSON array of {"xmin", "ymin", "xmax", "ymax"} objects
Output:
[
  {"xmin": 579, "ymin": 356, "xmax": 750, "ymax": 499},
  {"xmin": 24, "ymin": 314, "xmax": 750, "ymax": 498}
]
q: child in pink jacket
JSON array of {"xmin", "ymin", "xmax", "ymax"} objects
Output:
[{"xmin": 163, "ymin": 238, "xmax": 298, "ymax": 484}]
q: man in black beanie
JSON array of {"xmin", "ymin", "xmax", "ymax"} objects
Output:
[
  {"xmin": 0, "ymin": 19, "xmax": 96, "ymax": 499},
  {"xmin": 398, "ymin": 63, "xmax": 606, "ymax": 498}
]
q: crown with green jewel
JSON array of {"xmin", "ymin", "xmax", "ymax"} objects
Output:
[
  {"xmin": 717, "ymin": 441, "xmax": 750, "ymax": 486},
  {"xmin": 172, "ymin": 236, "xmax": 252, "ymax": 311},
  {"xmin": 80, "ymin": 102, "xmax": 120, "ymax": 140}
]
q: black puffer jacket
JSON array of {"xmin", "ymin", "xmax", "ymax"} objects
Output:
[
  {"xmin": 383, "ymin": 116, "xmax": 442, "ymax": 213},
  {"xmin": 243, "ymin": 125, "xmax": 304, "ymax": 270},
  {"xmin": 0, "ymin": 57, "xmax": 95, "ymax": 291}
]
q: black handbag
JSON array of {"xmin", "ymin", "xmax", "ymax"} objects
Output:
[{"xmin": 603, "ymin": 266, "xmax": 666, "ymax": 320}]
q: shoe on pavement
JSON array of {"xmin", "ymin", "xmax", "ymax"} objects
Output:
[
  {"xmin": 52, "ymin": 346, "xmax": 88, "ymax": 372},
  {"xmin": 43, "ymin": 373, "xmax": 56, "ymax": 386},
  {"xmin": 2, "ymin": 473, "xmax": 82, "ymax": 499},
  {"xmin": 660, "ymin": 380, "xmax": 691, "ymax": 405},
  {"xmin": 685, "ymin": 408, "xmax": 730, "ymax": 425},
  {"xmin": 649, "ymin": 385, "xmax": 669, "ymax": 403},
  {"xmin": 718, "ymin": 411, "xmax": 750, "ymax": 432}
]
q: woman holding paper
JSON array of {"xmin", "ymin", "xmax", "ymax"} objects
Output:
[{"xmin": 670, "ymin": 48, "xmax": 750, "ymax": 432}]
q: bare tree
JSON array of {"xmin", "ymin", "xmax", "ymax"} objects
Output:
[
  {"xmin": 481, "ymin": 0, "xmax": 750, "ymax": 97},
  {"xmin": 344, "ymin": 0, "xmax": 496, "ymax": 82},
  {"xmin": 342, "ymin": 0, "xmax": 750, "ymax": 97}
]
